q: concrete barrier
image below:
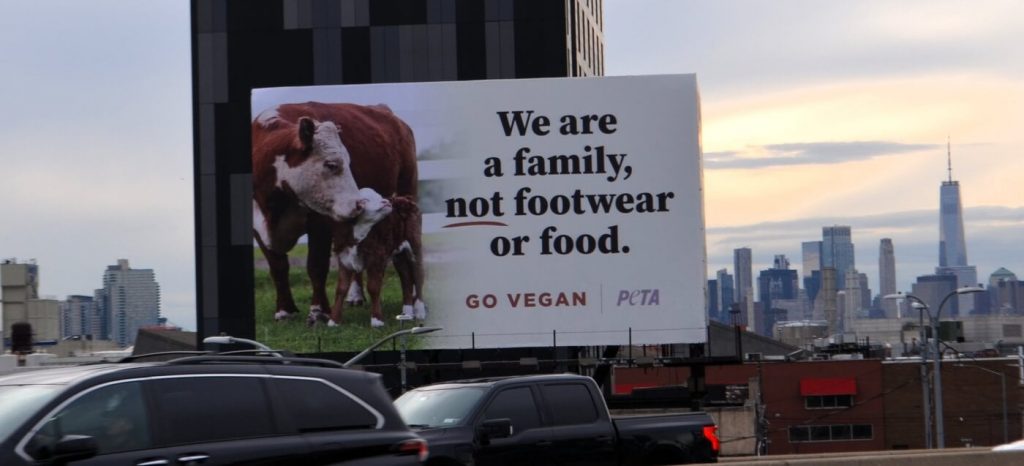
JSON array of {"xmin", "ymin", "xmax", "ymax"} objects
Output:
[{"xmin": 717, "ymin": 447, "xmax": 1024, "ymax": 465}]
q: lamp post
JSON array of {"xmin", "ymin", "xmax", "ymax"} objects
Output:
[
  {"xmin": 883, "ymin": 294, "xmax": 931, "ymax": 449},
  {"xmin": 931, "ymin": 286, "xmax": 984, "ymax": 448},
  {"xmin": 887, "ymin": 286, "xmax": 984, "ymax": 449},
  {"xmin": 954, "ymin": 363, "xmax": 1008, "ymax": 445},
  {"xmin": 343, "ymin": 325, "xmax": 442, "ymax": 393}
]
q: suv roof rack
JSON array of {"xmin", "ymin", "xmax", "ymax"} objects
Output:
[
  {"xmin": 164, "ymin": 354, "xmax": 347, "ymax": 369},
  {"xmin": 218, "ymin": 348, "xmax": 297, "ymax": 358},
  {"xmin": 117, "ymin": 351, "xmax": 212, "ymax": 362}
]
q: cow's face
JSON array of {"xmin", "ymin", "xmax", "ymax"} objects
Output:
[{"xmin": 273, "ymin": 118, "xmax": 362, "ymax": 221}]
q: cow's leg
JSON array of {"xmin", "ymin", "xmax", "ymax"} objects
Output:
[
  {"xmin": 393, "ymin": 253, "xmax": 416, "ymax": 319},
  {"xmin": 330, "ymin": 263, "xmax": 353, "ymax": 326},
  {"xmin": 264, "ymin": 247, "xmax": 301, "ymax": 320},
  {"xmin": 411, "ymin": 237, "xmax": 427, "ymax": 320},
  {"xmin": 366, "ymin": 260, "xmax": 387, "ymax": 328},
  {"xmin": 400, "ymin": 230, "xmax": 428, "ymax": 320},
  {"xmin": 306, "ymin": 213, "xmax": 333, "ymax": 326},
  {"xmin": 255, "ymin": 227, "xmax": 301, "ymax": 321},
  {"xmin": 346, "ymin": 272, "xmax": 365, "ymax": 306}
]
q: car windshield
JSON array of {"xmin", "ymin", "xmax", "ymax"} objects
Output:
[
  {"xmin": 0, "ymin": 385, "xmax": 63, "ymax": 441},
  {"xmin": 394, "ymin": 386, "xmax": 486, "ymax": 428}
]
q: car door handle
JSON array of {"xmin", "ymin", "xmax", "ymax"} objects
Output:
[
  {"xmin": 177, "ymin": 454, "xmax": 210, "ymax": 464},
  {"xmin": 137, "ymin": 460, "xmax": 170, "ymax": 466},
  {"xmin": 595, "ymin": 436, "xmax": 613, "ymax": 443},
  {"xmin": 536, "ymin": 440, "xmax": 553, "ymax": 447}
]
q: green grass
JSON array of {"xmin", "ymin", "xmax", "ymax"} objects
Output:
[{"xmin": 254, "ymin": 244, "xmax": 426, "ymax": 353}]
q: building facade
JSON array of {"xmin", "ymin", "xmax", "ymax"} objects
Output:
[
  {"xmin": 614, "ymin": 356, "xmax": 1021, "ymax": 454},
  {"xmin": 988, "ymin": 268, "xmax": 1021, "ymax": 314},
  {"xmin": 190, "ymin": 0, "xmax": 604, "ymax": 340},
  {"xmin": 98, "ymin": 259, "xmax": 161, "ymax": 347},
  {"xmin": 822, "ymin": 226, "xmax": 855, "ymax": 291},
  {"xmin": 734, "ymin": 247, "xmax": 754, "ymax": 329},
  {"xmin": 716, "ymin": 268, "xmax": 735, "ymax": 323},
  {"xmin": 912, "ymin": 274, "xmax": 959, "ymax": 319},
  {"xmin": 802, "ymin": 241, "xmax": 822, "ymax": 307},
  {"xmin": 757, "ymin": 262, "xmax": 799, "ymax": 336},
  {"xmin": 878, "ymin": 238, "xmax": 897, "ymax": 318},
  {"xmin": 1, "ymin": 259, "xmax": 61, "ymax": 345},
  {"xmin": 936, "ymin": 142, "xmax": 978, "ymax": 314},
  {"xmin": 60, "ymin": 295, "xmax": 97, "ymax": 339}
]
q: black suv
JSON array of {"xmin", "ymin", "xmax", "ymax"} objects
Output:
[{"xmin": 0, "ymin": 354, "xmax": 427, "ymax": 465}]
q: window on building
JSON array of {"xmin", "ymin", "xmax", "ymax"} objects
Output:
[
  {"xmin": 789, "ymin": 424, "xmax": 873, "ymax": 443},
  {"xmin": 805, "ymin": 394, "xmax": 854, "ymax": 409}
]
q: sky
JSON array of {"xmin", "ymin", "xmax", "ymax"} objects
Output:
[{"xmin": 1, "ymin": 0, "xmax": 1022, "ymax": 332}]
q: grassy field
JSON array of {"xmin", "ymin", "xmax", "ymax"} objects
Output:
[{"xmin": 254, "ymin": 244, "xmax": 427, "ymax": 353}]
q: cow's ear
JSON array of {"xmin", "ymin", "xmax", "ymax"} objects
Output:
[{"xmin": 298, "ymin": 117, "xmax": 315, "ymax": 149}]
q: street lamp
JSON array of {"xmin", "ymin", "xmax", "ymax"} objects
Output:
[
  {"xmin": 883, "ymin": 295, "xmax": 931, "ymax": 449},
  {"xmin": 342, "ymin": 325, "xmax": 442, "ymax": 393},
  {"xmin": 885, "ymin": 286, "xmax": 985, "ymax": 449},
  {"xmin": 954, "ymin": 363, "xmax": 1008, "ymax": 445}
]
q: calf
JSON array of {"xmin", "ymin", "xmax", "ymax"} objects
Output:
[{"xmin": 329, "ymin": 189, "xmax": 426, "ymax": 327}]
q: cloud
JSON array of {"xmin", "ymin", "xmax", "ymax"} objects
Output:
[{"xmin": 705, "ymin": 141, "xmax": 939, "ymax": 169}]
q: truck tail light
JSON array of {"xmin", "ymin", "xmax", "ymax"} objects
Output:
[
  {"xmin": 395, "ymin": 438, "xmax": 429, "ymax": 462},
  {"xmin": 702, "ymin": 425, "xmax": 720, "ymax": 454}
]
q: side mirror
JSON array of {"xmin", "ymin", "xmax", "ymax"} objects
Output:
[
  {"xmin": 52, "ymin": 435, "xmax": 98, "ymax": 464},
  {"xmin": 477, "ymin": 418, "xmax": 513, "ymax": 444}
]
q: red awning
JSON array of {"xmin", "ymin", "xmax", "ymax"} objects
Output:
[{"xmin": 800, "ymin": 378, "xmax": 857, "ymax": 396}]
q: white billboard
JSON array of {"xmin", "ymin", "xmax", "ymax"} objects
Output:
[{"xmin": 252, "ymin": 75, "xmax": 706, "ymax": 350}]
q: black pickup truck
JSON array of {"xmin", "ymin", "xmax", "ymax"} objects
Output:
[{"xmin": 394, "ymin": 374, "xmax": 718, "ymax": 465}]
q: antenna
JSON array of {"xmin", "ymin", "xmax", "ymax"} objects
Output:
[{"xmin": 947, "ymin": 136, "xmax": 952, "ymax": 183}]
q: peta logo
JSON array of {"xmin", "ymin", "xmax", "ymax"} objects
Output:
[{"xmin": 617, "ymin": 289, "xmax": 660, "ymax": 306}]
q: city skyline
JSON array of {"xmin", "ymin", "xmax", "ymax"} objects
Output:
[{"xmin": 1, "ymin": 1, "xmax": 1021, "ymax": 331}]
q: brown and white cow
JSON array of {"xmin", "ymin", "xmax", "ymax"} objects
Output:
[
  {"xmin": 252, "ymin": 102, "xmax": 418, "ymax": 323},
  {"xmin": 331, "ymin": 188, "xmax": 426, "ymax": 327}
]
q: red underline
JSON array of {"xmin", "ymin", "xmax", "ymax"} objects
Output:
[{"xmin": 442, "ymin": 221, "xmax": 509, "ymax": 228}]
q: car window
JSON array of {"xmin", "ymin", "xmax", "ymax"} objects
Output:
[
  {"xmin": 540, "ymin": 383, "xmax": 599, "ymax": 426},
  {"xmin": 25, "ymin": 381, "xmax": 150, "ymax": 460},
  {"xmin": 149, "ymin": 376, "xmax": 277, "ymax": 445},
  {"xmin": 395, "ymin": 386, "xmax": 486, "ymax": 428},
  {"xmin": 482, "ymin": 387, "xmax": 541, "ymax": 434},
  {"xmin": 272, "ymin": 378, "xmax": 380, "ymax": 431},
  {"xmin": 0, "ymin": 385, "xmax": 62, "ymax": 444}
]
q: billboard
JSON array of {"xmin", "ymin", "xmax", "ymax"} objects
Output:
[{"xmin": 252, "ymin": 75, "xmax": 706, "ymax": 351}]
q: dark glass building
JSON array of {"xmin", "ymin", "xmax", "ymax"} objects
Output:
[{"xmin": 190, "ymin": 0, "xmax": 604, "ymax": 340}]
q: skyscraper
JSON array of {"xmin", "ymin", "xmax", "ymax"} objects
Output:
[
  {"xmin": 716, "ymin": 268, "xmax": 735, "ymax": 322},
  {"xmin": 801, "ymin": 241, "xmax": 821, "ymax": 281},
  {"xmin": 734, "ymin": 247, "xmax": 754, "ymax": 329},
  {"xmin": 939, "ymin": 142, "xmax": 967, "ymax": 268},
  {"xmin": 822, "ymin": 226, "xmax": 855, "ymax": 290},
  {"xmin": 757, "ymin": 257, "xmax": 798, "ymax": 336},
  {"xmin": 98, "ymin": 259, "xmax": 161, "ymax": 347},
  {"xmin": 913, "ymin": 274, "xmax": 959, "ymax": 318},
  {"xmin": 935, "ymin": 140, "xmax": 978, "ymax": 314},
  {"xmin": 190, "ymin": 0, "xmax": 605, "ymax": 339},
  {"xmin": 60, "ymin": 295, "xmax": 97, "ymax": 338},
  {"xmin": 879, "ymin": 238, "xmax": 897, "ymax": 318}
]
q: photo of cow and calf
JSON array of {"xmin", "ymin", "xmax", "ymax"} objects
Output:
[{"xmin": 251, "ymin": 75, "xmax": 707, "ymax": 352}]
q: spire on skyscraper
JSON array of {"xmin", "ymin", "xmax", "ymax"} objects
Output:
[{"xmin": 947, "ymin": 135, "xmax": 953, "ymax": 183}]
